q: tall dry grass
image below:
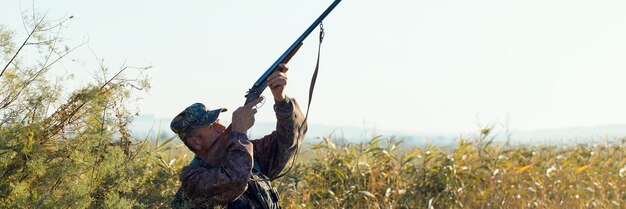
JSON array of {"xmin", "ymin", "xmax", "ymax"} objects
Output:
[{"xmin": 273, "ymin": 133, "xmax": 626, "ymax": 208}]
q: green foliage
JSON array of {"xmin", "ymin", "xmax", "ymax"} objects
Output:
[{"xmin": 0, "ymin": 12, "xmax": 184, "ymax": 208}]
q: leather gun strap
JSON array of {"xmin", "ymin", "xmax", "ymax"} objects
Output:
[
  {"xmin": 303, "ymin": 22, "xmax": 324, "ymax": 125},
  {"xmin": 271, "ymin": 23, "xmax": 324, "ymax": 181}
]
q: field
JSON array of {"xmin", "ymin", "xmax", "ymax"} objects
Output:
[
  {"xmin": 156, "ymin": 133, "xmax": 626, "ymax": 208},
  {"xmin": 4, "ymin": 121, "xmax": 625, "ymax": 209},
  {"xmin": 274, "ymin": 134, "xmax": 626, "ymax": 208}
]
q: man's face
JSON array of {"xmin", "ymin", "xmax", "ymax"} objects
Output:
[{"xmin": 188, "ymin": 119, "xmax": 227, "ymax": 152}]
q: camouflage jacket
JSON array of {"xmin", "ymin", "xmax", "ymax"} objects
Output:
[{"xmin": 171, "ymin": 97, "xmax": 307, "ymax": 209}]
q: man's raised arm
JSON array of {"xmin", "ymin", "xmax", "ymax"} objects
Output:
[{"xmin": 251, "ymin": 96, "xmax": 307, "ymax": 179}]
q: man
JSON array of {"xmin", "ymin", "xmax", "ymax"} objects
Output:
[{"xmin": 170, "ymin": 64, "xmax": 307, "ymax": 209}]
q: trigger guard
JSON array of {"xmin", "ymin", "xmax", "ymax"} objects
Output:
[{"xmin": 253, "ymin": 96, "xmax": 266, "ymax": 110}]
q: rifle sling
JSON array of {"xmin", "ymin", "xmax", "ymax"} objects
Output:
[
  {"xmin": 304, "ymin": 22, "xmax": 324, "ymax": 125},
  {"xmin": 271, "ymin": 23, "xmax": 324, "ymax": 180}
]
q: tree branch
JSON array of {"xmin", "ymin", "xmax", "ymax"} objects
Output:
[{"xmin": 0, "ymin": 14, "xmax": 46, "ymax": 78}]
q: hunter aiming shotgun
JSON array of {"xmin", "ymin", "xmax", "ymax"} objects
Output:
[{"xmin": 170, "ymin": 2, "xmax": 342, "ymax": 207}]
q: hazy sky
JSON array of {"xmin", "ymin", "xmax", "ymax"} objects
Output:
[{"xmin": 2, "ymin": 0, "xmax": 625, "ymax": 135}]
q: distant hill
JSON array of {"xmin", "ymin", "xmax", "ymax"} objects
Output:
[
  {"xmin": 129, "ymin": 114, "xmax": 626, "ymax": 146},
  {"xmin": 506, "ymin": 124, "xmax": 626, "ymax": 145}
]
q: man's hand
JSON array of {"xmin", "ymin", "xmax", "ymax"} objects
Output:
[
  {"xmin": 267, "ymin": 63, "xmax": 288, "ymax": 101},
  {"xmin": 231, "ymin": 97, "xmax": 263, "ymax": 134}
]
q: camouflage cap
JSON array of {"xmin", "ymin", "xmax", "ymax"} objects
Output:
[{"xmin": 170, "ymin": 103, "xmax": 227, "ymax": 141}]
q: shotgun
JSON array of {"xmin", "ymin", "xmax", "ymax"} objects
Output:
[{"xmin": 244, "ymin": 0, "xmax": 342, "ymax": 105}]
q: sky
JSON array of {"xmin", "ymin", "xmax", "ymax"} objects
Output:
[{"xmin": 1, "ymin": 0, "xmax": 626, "ymax": 137}]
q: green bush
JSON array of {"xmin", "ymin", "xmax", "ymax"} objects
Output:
[{"xmin": 0, "ymin": 12, "xmax": 184, "ymax": 208}]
